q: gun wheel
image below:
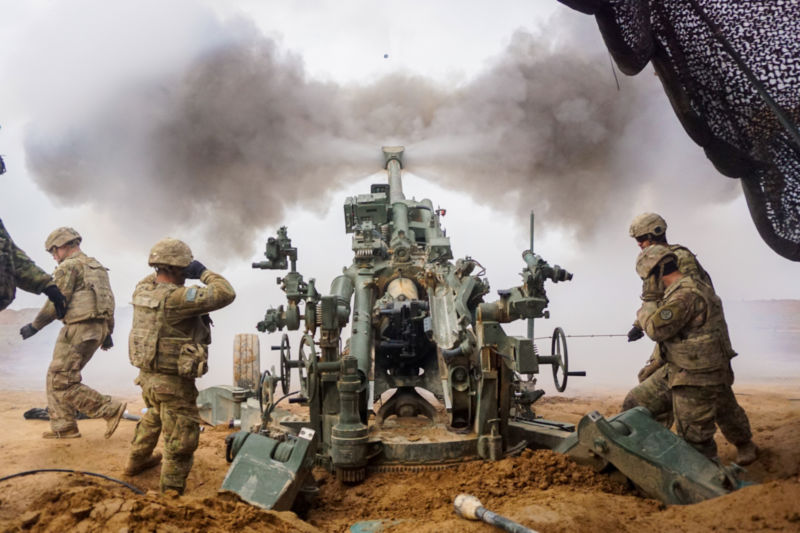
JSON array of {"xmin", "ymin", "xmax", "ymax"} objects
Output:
[
  {"xmin": 233, "ymin": 333, "xmax": 260, "ymax": 390},
  {"xmin": 551, "ymin": 327, "xmax": 569, "ymax": 392}
]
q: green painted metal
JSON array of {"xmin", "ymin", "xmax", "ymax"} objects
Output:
[
  {"xmin": 196, "ymin": 385, "xmax": 250, "ymax": 426},
  {"xmin": 244, "ymin": 147, "xmax": 582, "ymax": 475},
  {"xmin": 557, "ymin": 407, "xmax": 745, "ymax": 505},
  {"xmin": 220, "ymin": 427, "xmax": 317, "ymax": 511}
]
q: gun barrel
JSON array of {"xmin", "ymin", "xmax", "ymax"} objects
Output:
[{"xmin": 382, "ymin": 146, "xmax": 405, "ymax": 203}]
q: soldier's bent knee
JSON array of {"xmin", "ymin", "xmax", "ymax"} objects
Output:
[
  {"xmin": 622, "ymin": 392, "xmax": 640, "ymax": 411},
  {"xmin": 48, "ymin": 371, "xmax": 79, "ymax": 391}
]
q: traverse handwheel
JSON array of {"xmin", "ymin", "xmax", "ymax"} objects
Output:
[{"xmin": 551, "ymin": 327, "xmax": 569, "ymax": 392}]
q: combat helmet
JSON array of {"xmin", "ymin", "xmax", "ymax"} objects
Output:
[
  {"xmin": 148, "ymin": 238, "xmax": 193, "ymax": 268},
  {"xmin": 636, "ymin": 244, "xmax": 677, "ymax": 279},
  {"xmin": 45, "ymin": 227, "xmax": 82, "ymax": 251},
  {"xmin": 629, "ymin": 213, "xmax": 667, "ymax": 239}
]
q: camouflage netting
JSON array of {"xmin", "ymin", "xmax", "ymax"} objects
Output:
[{"xmin": 559, "ymin": 0, "xmax": 800, "ymax": 260}]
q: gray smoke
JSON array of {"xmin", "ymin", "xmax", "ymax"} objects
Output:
[{"xmin": 22, "ymin": 11, "xmax": 734, "ymax": 258}]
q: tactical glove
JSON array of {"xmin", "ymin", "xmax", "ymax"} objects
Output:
[
  {"xmin": 183, "ymin": 260, "xmax": 207, "ymax": 279},
  {"xmin": 627, "ymin": 326, "xmax": 644, "ymax": 342},
  {"xmin": 43, "ymin": 285, "xmax": 68, "ymax": 319},
  {"xmin": 101, "ymin": 334, "xmax": 114, "ymax": 351},
  {"xmin": 20, "ymin": 323, "xmax": 38, "ymax": 340}
]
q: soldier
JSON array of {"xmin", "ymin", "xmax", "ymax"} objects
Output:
[
  {"xmin": 1, "ymin": 218, "xmax": 67, "ymax": 316},
  {"xmin": 124, "ymin": 238, "xmax": 235, "ymax": 494},
  {"xmin": 19, "ymin": 227, "xmax": 125, "ymax": 439},
  {"xmin": 623, "ymin": 213, "xmax": 713, "ymax": 428},
  {"xmin": 1, "ymin": 136, "xmax": 65, "ymax": 314},
  {"xmin": 633, "ymin": 245, "xmax": 758, "ymax": 464}
]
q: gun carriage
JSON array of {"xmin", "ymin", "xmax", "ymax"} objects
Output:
[{"xmin": 202, "ymin": 147, "xmax": 747, "ymax": 511}]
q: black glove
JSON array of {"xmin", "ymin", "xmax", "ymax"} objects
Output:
[
  {"xmin": 183, "ymin": 260, "xmax": 207, "ymax": 279},
  {"xmin": 20, "ymin": 323, "xmax": 38, "ymax": 340},
  {"xmin": 627, "ymin": 326, "xmax": 644, "ymax": 342},
  {"xmin": 43, "ymin": 285, "xmax": 68, "ymax": 319},
  {"xmin": 101, "ymin": 334, "xmax": 114, "ymax": 351}
]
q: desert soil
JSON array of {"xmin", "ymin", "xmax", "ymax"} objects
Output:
[{"xmin": 0, "ymin": 384, "xmax": 798, "ymax": 532}]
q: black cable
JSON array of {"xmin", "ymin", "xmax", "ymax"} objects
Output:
[
  {"xmin": 533, "ymin": 333, "xmax": 627, "ymax": 340},
  {"xmin": 0, "ymin": 469, "xmax": 144, "ymax": 495},
  {"xmin": 267, "ymin": 391, "xmax": 299, "ymax": 415}
]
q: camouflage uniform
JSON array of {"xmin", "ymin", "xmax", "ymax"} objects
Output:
[
  {"xmin": 625, "ymin": 244, "xmax": 712, "ymax": 427},
  {"xmin": 638, "ymin": 274, "xmax": 753, "ymax": 459},
  {"xmin": 0, "ymin": 218, "xmax": 53, "ymax": 311},
  {"xmin": 127, "ymin": 269, "xmax": 235, "ymax": 493},
  {"xmin": 33, "ymin": 249, "xmax": 120, "ymax": 434}
]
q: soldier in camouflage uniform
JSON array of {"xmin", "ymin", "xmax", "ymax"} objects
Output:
[
  {"xmin": 124, "ymin": 238, "xmax": 235, "ymax": 494},
  {"xmin": 622, "ymin": 213, "xmax": 714, "ymax": 428},
  {"xmin": 1, "ymin": 218, "xmax": 67, "ymax": 316},
  {"xmin": 1, "ymin": 129, "xmax": 66, "ymax": 315},
  {"xmin": 633, "ymin": 245, "xmax": 758, "ymax": 464},
  {"xmin": 19, "ymin": 227, "xmax": 126, "ymax": 439}
]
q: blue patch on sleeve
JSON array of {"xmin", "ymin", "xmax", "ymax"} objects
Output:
[{"xmin": 185, "ymin": 287, "xmax": 198, "ymax": 302}]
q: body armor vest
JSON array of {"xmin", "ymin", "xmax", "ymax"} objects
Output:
[
  {"xmin": 63, "ymin": 254, "xmax": 115, "ymax": 324},
  {"xmin": 129, "ymin": 280, "xmax": 210, "ymax": 377},
  {"xmin": 662, "ymin": 278, "xmax": 735, "ymax": 373}
]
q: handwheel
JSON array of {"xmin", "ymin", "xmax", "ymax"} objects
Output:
[
  {"xmin": 257, "ymin": 369, "xmax": 274, "ymax": 415},
  {"xmin": 298, "ymin": 334, "xmax": 318, "ymax": 402},
  {"xmin": 551, "ymin": 327, "xmax": 569, "ymax": 392},
  {"xmin": 275, "ymin": 333, "xmax": 291, "ymax": 394}
]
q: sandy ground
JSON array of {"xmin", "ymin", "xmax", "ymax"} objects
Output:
[{"xmin": 0, "ymin": 384, "xmax": 798, "ymax": 532}]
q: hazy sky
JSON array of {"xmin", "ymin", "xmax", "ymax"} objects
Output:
[{"xmin": 1, "ymin": 0, "xmax": 797, "ymax": 394}]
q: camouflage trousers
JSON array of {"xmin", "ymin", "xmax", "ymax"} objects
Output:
[
  {"xmin": 129, "ymin": 370, "xmax": 201, "ymax": 494},
  {"xmin": 624, "ymin": 366, "xmax": 752, "ymax": 458},
  {"xmin": 672, "ymin": 384, "xmax": 753, "ymax": 459},
  {"xmin": 623, "ymin": 365, "xmax": 674, "ymax": 428},
  {"xmin": 46, "ymin": 320, "xmax": 119, "ymax": 432}
]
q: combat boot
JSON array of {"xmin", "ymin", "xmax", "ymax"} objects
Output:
[
  {"xmin": 124, "ymin": 452, "xmax": 162, "ymax": 476},
  {"xmin": 42, "ymin": 428, "xmax": 81, "ymax": 439},
  {"xmin": 104, "ymin": 402, "xmax": 127, "ymax": 439},
  {"xmin": 735, "ymin": 441, "xmax": 759, "ymax": 465}
]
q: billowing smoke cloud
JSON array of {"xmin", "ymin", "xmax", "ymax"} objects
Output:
[{"xmin": 22, "ymin": 9, "xmax": 732, "ymax": 258}]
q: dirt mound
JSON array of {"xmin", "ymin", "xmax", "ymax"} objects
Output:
[
  {"xmin": 308, "ymin": 449, "xmax": 630, "ymax": 531},
  {"xmin": 0, "ymin": 475, "xmax": 319, "ymax": 533}
]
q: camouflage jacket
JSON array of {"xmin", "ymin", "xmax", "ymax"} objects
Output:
[
  {"xmin": 637, "ymin": 275, "xmax": 735, "ymax": 387},
  {"xmin": 0, "ymin": 218, "xmax": 52, "ymax": 311},
  {"xmin": 129, "ymin": 270, "xmax": 235, "ymax": 377},
  {"xmin": 32, "ymin": 251, "xmax": 115, "ymax": 331},
  {"xmin": 634, "ymin": 243, "xmax": 713, "ymax": 328}
]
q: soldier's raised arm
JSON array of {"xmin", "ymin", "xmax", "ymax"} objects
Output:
[
  {"xmin": 1, "ymin": 219, "xmax": 52, "ymax": 300},
  {"xmin": 165, "ymin": 261, "xmax": 236, "ymax": 319},
  {"xmin": 10, "ymin": 240, "xmax": 52, "ymax": 295}
]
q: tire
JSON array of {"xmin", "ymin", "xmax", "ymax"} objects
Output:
[{"xmin": 233, "ymin": 333, "xmax": 261, "ymax": 390}]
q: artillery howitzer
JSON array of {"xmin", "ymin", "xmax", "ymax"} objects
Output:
[{"xmin": 200, "ymin": 147, "xmax": 748, "ymax": 512}]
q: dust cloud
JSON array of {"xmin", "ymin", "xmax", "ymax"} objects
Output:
[{"xmin": 22, "ymin": 10, "xmax": 688, "ymax": 258}]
